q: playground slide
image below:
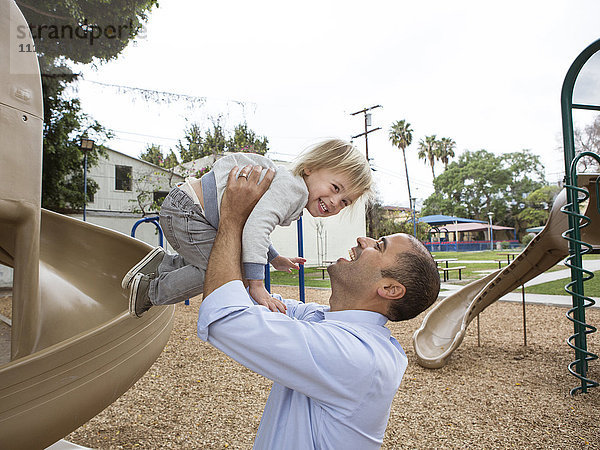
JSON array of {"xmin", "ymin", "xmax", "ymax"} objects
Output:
[
  {"xmin": 0, "ymin": 211, "xmax": 175, "ymax": 448},
  {"xmin": 0, "ymin": 2, "xmax": 175, "ymax": 447},
  {"xmin": 413, "ymin": 174, "xmax": 600, "ymax": 369}
]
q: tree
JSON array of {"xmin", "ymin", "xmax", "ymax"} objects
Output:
[
  {"xmin": 177, "ymin": 120, "xmax": 269, "ymax": 163},
  {"xmin": 41, "ymin": 60, "xmax": 111, "ymax": 212},
  {"xmin": 177, "ymin": 123, "xmax": 204, "ymax": 163},
  {"xmin": 438, "ymin": 137, "xmax": 456, "ymax": 170},
  {"xmin": 20, "ymin": 0, "xmax": 157, "ymax": 212},
  {"xmin": 203, "ymin": 121, "xmax": 227, "ymax": 156},
  {"xmin": 140, "ymin": 144, "xmax": 180, "ymax": 169},
  {"xmin": 517, "ymin": 185, "xmax": 562, "ymax": 230},
  {"xmin": 139, "ymin": 144, "xmax": 165, "ymax": 166},
  {"xmin": 227, "ymin": 123, "xmax": 269, "ymax": 155},
  {"xmin": 177, "ymin": 121, "xmax": 228, "ymax": 162},
  {"xmin": 421, "ymin": 149, "xmax": 547, "ymax": 239},
  {"xmin": 417, "ymin": 135, "xmax": 439, "ymax": 179},
  {"xmin": 574, "ymin": 114, "xmax": 600, "ymax": 172},
  {"xmin": 389, "ymin": 120, "xmax": 414, "ymax": 210},
  {"xmin": 163, "ymin": 150, "xmax": 179, "ymax": 169}
]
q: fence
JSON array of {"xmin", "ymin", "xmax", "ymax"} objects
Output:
[{"xmin": 424, "ymin": 240, "xmax": 520, "ymax": 252}]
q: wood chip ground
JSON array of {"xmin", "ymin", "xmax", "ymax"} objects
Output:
[{"xmin": 3, "ymin": 288, "xmax": 600, "ymax": 448}]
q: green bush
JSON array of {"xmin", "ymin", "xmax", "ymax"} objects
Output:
[{"xmin": 521, "ymin": 233, "xmax": 534, "ymax": 246}]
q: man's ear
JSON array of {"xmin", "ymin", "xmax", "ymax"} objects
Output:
[{"xmin": 376, "ymin": 279, "xmax": 406, "ymax": 300}]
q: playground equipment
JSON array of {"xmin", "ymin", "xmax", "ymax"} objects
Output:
[
  {"xmin": 560, "ymin": 38, "xmax": 600, "ymax": 394},
  {"xmin": 0, "ymin": 1, "xmax": 175, "ymax": 447},
  {"xmin": 413, "ymin": 38, "xmax": 600, "ymax": 394}
]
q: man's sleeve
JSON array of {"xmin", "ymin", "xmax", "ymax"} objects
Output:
[{"xmin": 197, "ymin": 281, "xmax": 373, "ymax": 411}]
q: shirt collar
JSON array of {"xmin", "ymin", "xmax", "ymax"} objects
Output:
[{"xmin": 323, "ymin": 309, "xmax": 388, "ymax": 326}]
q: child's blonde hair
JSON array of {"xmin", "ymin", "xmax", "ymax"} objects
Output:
[{"xmin": 292, "ymin": 139, "xmax": 374, "ymax": 204}]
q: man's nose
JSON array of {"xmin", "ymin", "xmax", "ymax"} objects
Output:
[{"xmin": 357, "ymin": 236, "xmax": 376, "ymax": 247}]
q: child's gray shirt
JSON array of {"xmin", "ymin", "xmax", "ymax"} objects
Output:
[{"xmin": 200, "ymin": 153, "xmax": 308, "ymax": 279}]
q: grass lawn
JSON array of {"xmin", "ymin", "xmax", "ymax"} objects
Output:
[
  {"xmin": 525, "ymin": 271, "xmax": 600, "ymax": 296},
  {"xmin": 269, "ymin": 267, "xmax": 332, "ymax": 289},
  {"xmin": 431, "ymin": 250, "xmax": 515, "ymax": 261},
  {"xmin": 269, "ymin": 252, "xmax": 600, "ymax": 293}
]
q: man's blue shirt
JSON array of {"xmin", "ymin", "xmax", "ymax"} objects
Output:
[{"xmin": 197, "ymin": 280, "xmax": 408, "ymax": 449}]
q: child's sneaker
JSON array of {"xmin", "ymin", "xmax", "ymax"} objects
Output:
[
  {"xmin": 129, "ymin": 273, "xmax": 153, "ymax": 318},
  {"xmin": 121, "ymin": 246, "xmax": 165, "ymax": 290}
]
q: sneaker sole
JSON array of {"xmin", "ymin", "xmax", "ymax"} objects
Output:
[
  {"xmin": 128, "ymin": 274, "xmax": 145, "ymax": 318},
  {"xmin": 121, "ymin": 247, "xmax": 164, "ymax": 290}
]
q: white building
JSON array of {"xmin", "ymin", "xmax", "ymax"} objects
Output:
[{"xmin": 69, "ymin": 148, "xmax": 184, "ymax": 248}]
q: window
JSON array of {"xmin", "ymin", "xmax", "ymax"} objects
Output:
[
  {"xmin": 153, "ymin": 190, "xmax": 169, "ymax": 205},
  {"xmin": 115, "ymin": 165, "xmax": 132, "ymax": 191}
]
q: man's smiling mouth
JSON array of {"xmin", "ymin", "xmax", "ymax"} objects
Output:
[{"xmin": 348, "ymin": 248, "xmax": 356, "ymax": 261}]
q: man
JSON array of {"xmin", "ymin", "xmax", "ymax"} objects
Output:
[{"xmin": 198, "ymin": 165, "xmax": 440, "ymax": 449}]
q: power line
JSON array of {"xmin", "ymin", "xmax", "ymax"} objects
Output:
[
  {"xmin": 111, "ymin": 129, "xmax": 180, "ymax": 142},
  {"xmin": 80, "ymin": 78, "xmax": 257, "ymax": 111}
]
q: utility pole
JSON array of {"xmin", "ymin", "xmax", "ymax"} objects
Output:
[
  {"xmin": 411, "ymin": 197, "xmax": 417, "ymax": 237},
  {"xmin": 351, "ymin": 105, "xmax": 382, "ymax": 237},
  {"xmin": 351, "ymin": 105, "xmax": 382, "ymax": 163}
]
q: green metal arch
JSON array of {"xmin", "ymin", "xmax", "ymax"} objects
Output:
[{"xmin": 560, "ymin": 38, "xmax": 600, "ymax": 394}]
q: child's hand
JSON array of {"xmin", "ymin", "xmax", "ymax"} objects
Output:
[
  {"xmin": 271, "ymin": 255, "xmax": 306, "ymax": 273},
  {"xmin": 248, "ymin": 279, "xmax": 287, "ymax": 313}
]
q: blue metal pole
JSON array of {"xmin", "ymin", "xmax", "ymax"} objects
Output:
[
  {"xmin": 489, "ymin": 216, "xmax": 494, "ymax": 251},
  {"xmin": 264, "ymin": 263, "xmax": 271, "ymax": 293},
  {"xmin": 83, "ymin": 152, "xmax": 88, "ymax": 222},
  {"xmin": 297, "ymin": 216, "xmax": 305, "ymax": 303}
]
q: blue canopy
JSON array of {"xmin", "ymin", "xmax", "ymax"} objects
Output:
[{"xmin": 418, "ymin": 215, "xmax": 487, "ymax": 225}]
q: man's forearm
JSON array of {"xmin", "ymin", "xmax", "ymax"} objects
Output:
[
  {"xmin": 203, "ymin": 220, "xmax": 244, "ymax": 298},
  {"xmin": 203, "ymin": 165, "xmax": 274, "ymax": 298}
]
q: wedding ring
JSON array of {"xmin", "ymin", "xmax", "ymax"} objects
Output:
[{"xmin": 239, "ymin": 172, "xmax": 249, "ymax": 179}]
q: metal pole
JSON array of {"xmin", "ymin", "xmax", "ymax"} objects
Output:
[
  {"xmin": 364, "ymin": 115, "xmax": 373, "ymax": 236},
  {"xmin": 264, "ymin": 263, "xmax": 271, "ymax": 293},
  {"xmin": 83, "ymin": 151, "xmax": 88, "ymax": 222},
  {"xmin": 297, "ymin": 216, "xmax": 305, "ymax": 303},
  {"xmin": 363, "ymin": 113, "xmax": 369, "ymax": 163},
  {"xmin": 411, "ymin": 197, "xmax": 417, "ymax": 237},
  {"xmin": 402, "ymin": 148, "xmax": 413, "ymax": 213},
  {"xmin": 521, "ymin": 285, "xmax": 527, "ymax": 346},
  {"xmin": 477, "ymin": 314, "xmax": 481, "ymax": 347},
  {"xmin": 488, "ymin": 213, "xmax": 494, "ymax": 251},
  {"xmin": 351, "ymin": 106, "xmax": 381, "ymax": 237}
]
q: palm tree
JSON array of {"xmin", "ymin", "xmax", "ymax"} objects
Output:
[
  {"xmin": 438, "ymin": 137, "xmax": 456, "ymax": 170},
  {"xmin": 389, "ymin": 120, "xmax": 414, "ymax": 211},
  {"xmin": 417, "ymin": 135, "xmax": 439, "ymax": 179}
]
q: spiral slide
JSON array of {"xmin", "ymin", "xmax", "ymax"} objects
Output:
[
  {"xmin": 413, "ymin": 174, "xmax": 600, "ymax": 369},
  {"xmin": 0, "ymin": 2, "xmax": 175, "ymax": 448}
]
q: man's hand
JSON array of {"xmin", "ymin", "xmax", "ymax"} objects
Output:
[
  {"xmin": 247, "ymin": 279, "xmax": 287, "ymax": 313},
  {"xmin": 271, "ymin": 255, "xmax": 306, "ymax": 273},
  {"xmin": 220, "ymin": 165, "xmax": 275, "ymax": 227},
  {"xmin": 203, "ymin": 165, "xmax": 275, "ymax": 298}
]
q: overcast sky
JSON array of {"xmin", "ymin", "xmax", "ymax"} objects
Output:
[{"xmin": 74, "ymin": 0, "xmax": 600, "ymax": 207}]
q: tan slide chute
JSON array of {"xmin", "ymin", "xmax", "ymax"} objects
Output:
[
  {"xmin": 0, "ymin": 1, "xmax": 175, "ymax": 447},
  {"xmin": 413, "ymin": 174, "xmax": 600, "ymax": 369}
]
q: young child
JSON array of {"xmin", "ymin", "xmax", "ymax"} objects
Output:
[{"xmin": 122, "ymin": 138, "xmax": 373, "ymax": 317}]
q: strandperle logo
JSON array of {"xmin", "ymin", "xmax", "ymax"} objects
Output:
[{"xmin": 16, "ymin": 19, "xmax": 146, "ymax": 48}]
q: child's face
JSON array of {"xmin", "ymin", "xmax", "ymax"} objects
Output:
[{"xmin": 303, "ymin": 168, "xmax": 358, "ymax": 217}]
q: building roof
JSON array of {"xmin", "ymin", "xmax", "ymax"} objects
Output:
[
  {"xmin": 419, "ymin": 214, "xmax": 487, "ymax": 225},
  {"xmin": 526, "ymin": 226, "xmax": 545, "ymax": 233},
  {"xmin": 430, "ymin": 223, "xmax": 514, "ymax": 232}
]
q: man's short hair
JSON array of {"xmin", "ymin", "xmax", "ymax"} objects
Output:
[{"xmin": 381, "ymin": 235, "xmax": 440, "ymax": 321}]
